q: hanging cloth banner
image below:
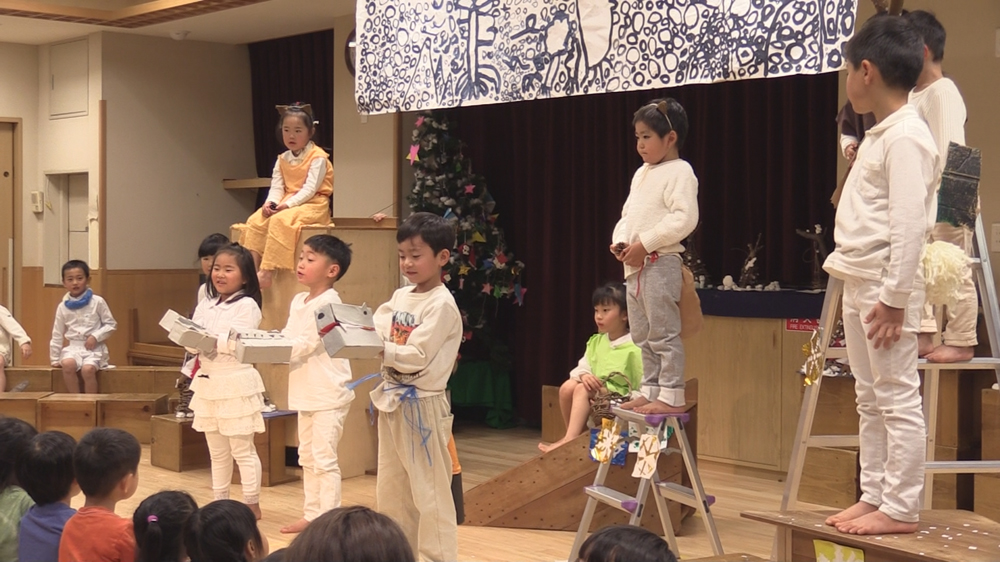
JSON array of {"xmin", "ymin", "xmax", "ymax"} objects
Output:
[{"xmin": 355, "ymin": 0, "xmax": 858, "ymax": 114}]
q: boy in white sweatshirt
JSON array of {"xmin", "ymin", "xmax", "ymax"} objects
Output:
[
  {"xmin": 613, "ymin": 97, "xmax": 699, "ymax": 415},
  {"xmin": 0, "ymin": 305, "xmax": 32, "ymax": 392},
  {"xmin": 905, "ymin": 10, "xmax": 975, "ymax": 364},
  {"xmin": 822, "ymin": 16, "xmax": 939, "ymax": 536},
  {"xmin": 372, "ymin": 212, "xmax": 461, "ymax": 562},
  {"xmin": 50, "ymin": 260, "xmax": 117, "ymax": 394},
  {"xmin": 279, "ymin": 234, "xmax": 355, "ymax": 534}
]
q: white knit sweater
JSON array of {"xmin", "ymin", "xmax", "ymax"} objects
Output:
[{"xmin": 909, "ymin": 77, "xmax": 966, "ymax": 161}]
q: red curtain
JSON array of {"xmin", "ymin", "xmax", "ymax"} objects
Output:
[{"xmin": 444, "ymin": 73, "xmax": 839, "ymax": 424}]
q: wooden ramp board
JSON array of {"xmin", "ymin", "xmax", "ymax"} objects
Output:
[
  {"xmin": 464, "ymin": 429, "xmax": 691, "ymax": 534},
  {"xmin": 744, "ymin": 509, "xmax": 1000, "ymax": 562}
]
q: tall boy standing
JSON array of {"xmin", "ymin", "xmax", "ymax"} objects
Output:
[
  {"xmin": 279, "ymin": 235, "xmax": 356, "ymax": 534},
  {"xmin": 822, "ymin": 16, "xmax": 940, "ymax": 535},
  {"xmin": 372, "ymin": 212, "xmax": 461, "ymax": 561}
]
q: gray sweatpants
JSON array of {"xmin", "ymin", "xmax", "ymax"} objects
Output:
[{"xmin": 626, "ymin": 253, "xmax": 685, "ymax": 406}]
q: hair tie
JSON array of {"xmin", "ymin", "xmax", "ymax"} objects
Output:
[{"xmin": 147, "ymin": 515, "xmax": 158, "ymax": 523}]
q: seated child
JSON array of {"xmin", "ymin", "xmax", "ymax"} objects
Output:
[
  {"xmin": 133, "ymin": 491, "xmax": 198, "ymax": 562},
  {"xmin": 281, "ymin": 506, "xmax": 415, "ymax": 562},
  {"xmin": 0, "ymin": 305, "xmax": 31, "ymax": 392},
  {"xmin": 578, "ymin": 525, "xmax": 678, "ymax": 562},
  {"xmin": 18, "ymin": 431, "xmax": 78, "ymax": 562},
  {"xmin": 184, "ymin": 500, "xmax": 268, "ymax": 562},
  {"xmin": 240, "ymin": 103, "xmax": 333, "ymax": 289},
  {"xmin": 50, "ymin": 260, "xmax": 117, "ymax": 394},
  {"xmin": 0, "ymin": 417, "xmax": 38, "ymax": 562},
  {"xmin": 539, "ymin": 282, "xmax": 642, "ymax": 452},
  {"xmin": 58, "ymin": 428, "xmax": 140, "ymax": 562}
]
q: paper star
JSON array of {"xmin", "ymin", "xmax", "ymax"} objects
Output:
[
  {"xmin": 416, "ymin": 116, "xmax": 425, "ymax": 127},
  {"xmin": 463, "ymin": 331, "xmax": 473, "ymax": 341},
  {"xmin": 482, "ymin": 283, "xmax": 492, "ymax": 294},
  {"xmin": 471, "ymin": 232, "xmax": 486, "ymax": 243},
  {"xmin": 493, "ymin": 285, "xmax": 502, "ymax": 298},
  {"xmin": 482, "ymin": 259, "xmax": 494, "ymax": 271},
  {"xmin": 515, "ymin": 284, "xmax": 527, "ymax": 306},
  {"xmin": 407, "ymin": 144, "xmax": 420, "ymax": 165},
  {"xmin": 464, "ymin": 184, "xmax": 475, "ymax": 194},
  {"xmin": 495, "ymin": 252, "xmax": 508, "ymax": 265},
  {"xmin": 458, "ymin": 265, "xmax": 471, "ymax": 275}
]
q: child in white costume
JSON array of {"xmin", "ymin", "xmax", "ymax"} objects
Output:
[
  {"xmin": 0, "ymin": 305, "xmax": 32, "ymax": 392},
  {"xmin": 279, "ymin": 235, "xmax": 355, "ymax": 535},
  {"xmin": 50, "ymin": 260, "xmax": 117, "ymax": 394},
  {"xmin": 188, "ymin": 244, "xmax": 266, "ymax": 520}
]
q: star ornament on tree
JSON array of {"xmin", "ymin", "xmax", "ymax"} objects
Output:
[
  {"xmin": 408, "ymin": 144, "xmax": 420, "ymax": 165},
  {"xmin": 482, "ymin": 282, "xmax": 493, "ymax": 294},
  {"xmin": 464, "ymin": 184, "xmax": 476, "ymax": 194},
  {"xmin": 416, "ymin": 116, "xmax": 425, "ymax": 127}
]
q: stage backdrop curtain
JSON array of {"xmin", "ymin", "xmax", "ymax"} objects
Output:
[
  {"xmin": 248, "ymin": 30, "xmax": 334, "ymax": 207},
  {"xmin": 444, "ymin": 72, "xmax": 839, "ymax": 424}
]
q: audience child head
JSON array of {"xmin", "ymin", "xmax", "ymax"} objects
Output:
[
  {"xmin": 283, "ymin": 505, "xmax": 415, "ymax": 562},
  {"xmin": 134, "ymin": 491, "xmax": 198, "ymax": 562},
  {"xmin": 208, "ymin": 243, "xmax": 262, "ymax": 307},
  {"xmin": 184, "ymin": 499, "xmax": 268, "ymax": 562},
  {"xmin": 578, "ymin": 525, "xmax": 678, "ymax": 562},
  {"xmin": 198, "ymin": 233, "xmax": 231, "ymax": 277},
  {"xmin": 396, "ymin": 212, "xmax": 456, "ymax": 293},
  {"xmin": 299, "ymin": 234, "xmax": 352, "ymax": 291},
  {"xmin": 16, "ymin": 430, "xmax": 78, "ymax": 506},
  {"xmin": 276, "ymin": 103, "xmax": 317, "ymax": 154},
  {"xmin": 591, "ymin": 282, "xmax": 630, "ymax": 338},
  {"xmin": 0, "ymin": 416, "xmax": 38, "ymax": 493},
  {"xmin": 61, "ymin": 259, "xmax": 91, "ymax": 298},
  {"xmin": 632, "ymin": 98, "xmax": 689, "ymax": 164},
  {"xmin": 74, "ymin": 427, "xmax": 140, "ymax": 508},
  {"xmin": 843, "ymin": 15, "xmax": 924, "ymax": 120}
]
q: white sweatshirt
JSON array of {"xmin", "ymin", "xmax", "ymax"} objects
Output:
[
  {"xmin": 370, "ymin": 284, "xmax": 462, "ymax": 412},
  {"xmin": 190, "ymin": 293, "xmax": 262, "ymax": 366},
  {"xmin": 823, "ymin": 105, "xmax": 940, "ymax": 309},
  {"xmin": 612, "ymin": 159, "xmax": 699, "ymax": 279},
  {"xmin": 909, "ymin": 77, "xmax": 966, "ymax": 162},
  {"xmin": 0, "ymin": 305, "xmax": 30, "ymax": 363},
  {"xmin": 49, "ymin": 293, "xmax": 117, "ymax": 364},
  {"xmin": 283, "ymin": 289, "xmax": 355, "ymax": 411}
]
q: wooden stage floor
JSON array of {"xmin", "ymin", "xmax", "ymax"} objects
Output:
[{"xmin": 88, "ymin": 421, "xmax": 824, "ymax": 561}]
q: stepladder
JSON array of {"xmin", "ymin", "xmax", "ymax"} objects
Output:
[{"xmin": 568, "ymin": 405, "xmax": 723, "ymax": 561}]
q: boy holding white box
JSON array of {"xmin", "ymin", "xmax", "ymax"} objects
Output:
[{"xmin": 279, "ymin": 234, "xmax": 356, "ymax": 534}]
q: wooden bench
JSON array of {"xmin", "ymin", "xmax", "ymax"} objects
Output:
[
  {"xmin": 4, "ymin": 368, "xmax": 55, "ymax": 392},
  {"xmin": 150, "ymin": 414, "xmax": 211, "ymax": 472},
  {"xmin": 37, "ymin": 394, "xmax": 110, "ymax": 439},
  {"xmin": 98, "ymin": 393, "xmax": 168, "ymax": 443},
  {"xmin": 233, "ymin": 410, "xmax": 298, "ymax": 487},
  {"xmin": 0, "ymin": 392, "xmax": 52, "ymax": 425}
]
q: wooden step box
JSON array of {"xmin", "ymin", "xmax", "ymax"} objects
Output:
[{"xmin": 150, "ymin": 414, "xmax": 211, "ymax": 472}]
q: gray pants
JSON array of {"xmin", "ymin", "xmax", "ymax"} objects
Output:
[{"xmin": 626, "ymin": 253, "xmax": 685, "ymax": 406}]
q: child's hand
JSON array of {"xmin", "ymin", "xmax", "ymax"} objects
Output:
[
  {"xmin": 864, "ymin": 301, "xmax": 904, "ymax": 350},
  {"xmin": 372, "ymin": 213, "xmax": 388, "ymax": 222},
  {"xmin": 273, "ymin": 203, "xmax": 289, "ymax": 213},
  {"xmin": 51, "ymin": 362, "xmax": 61, "ymax": 368},
  {"xmin": 581, "ymin": 374, "xmax": 603, "ymax": 392},
  {"xmin": 20, "ymin": 343, "xmax": 31, "ymax": 359},
  {"xmin": 845, "ymin": 143, "xmax": 858, "ymax": 161},
  {"xmin": 262, "ymin": 203, "xmax": 275, "ymax": 218},
  {"xmin": 620, "ymin": 242, "xmax": 649, "ymax": 267},
  {"xmin": 84, "ymin": 335, "xmax": 98, "ymax": 351}
]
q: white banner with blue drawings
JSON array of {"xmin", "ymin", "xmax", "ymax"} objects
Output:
[{"xmin": 355, "ymin": 0, "xmax": 858, "ymax": 114}]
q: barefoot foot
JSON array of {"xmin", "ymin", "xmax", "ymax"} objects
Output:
[
  {"xmin": 246, "ymin": 503, "xmax": 262, "ymax": 521},
  {"xmin": 836, "ymin": 509, "xmax": 918, "ymax": 535},
  {"xmin": 825, "ymin": 501, "xmax": 878, "ymax": 526},
  {"xmin": 538, "ymin": 437, "xmax": 573, "ymax": 453},
  {"xmin": 620, "ymin": 396, "xmax": 650, "ymax": 411},
  {"xmin": 925, "ymin": 344, "xmax": 975, "ymax": 363},
  {"xmin": 918, "ymin": 334, "xmax": 934, "ymax": 357},
  {"xmin": 257, "ymin": 269, "xmax": 274, "ymax": 289},
  {"xmin": 634, "ymin": 401, "xmax": 688, "ymax": 415},
  {"xmin": 280, "ymin": 518, "xmax": 310, "ymax": 534}
]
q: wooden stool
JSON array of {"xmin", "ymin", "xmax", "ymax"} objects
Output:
[
  {"xmin": 0, "ymin": 392, "xmax": 52, "ymax": 426},
  {"xmin": 150, "ymin": 414, "xmax": 210, "ymax": 472},
  {"xmin": 3, "ymin": 368, "xmax": 55, "ymax": 392},
  {"xmin": 37, "ymin": 394, "xmax": 110, "ymax": 440},
  {"xmin": 233, "ymin": 410, "xmax": 298, "ymax": 487},
  {"xmin": 98, "ymin": 393, "xmax": 168, "ymax": 444}
]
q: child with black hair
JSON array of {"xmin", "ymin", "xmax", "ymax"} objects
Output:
[
  {"xmin": 282, "ymin": 505, "xmax": 416, "ymax": 562},
  {"xmin": 184, "ymin": 500, "xmax": 268, "ymax": 562},
  {"xmin": 240, "ymin": 103, "xmax": 334, "ymax": 288},
  {"xmin": 188, "ymin": 244, "xmax": 266, "ymax": 519},
  {"xmin": 17, "ymin": 431, "xmax": 78, "ymax": 562},
  {"xmin": 50, "ymin": 260, "xmax": 117, "ymax": 394},
  {"xmin": 176, "ymin": 233, "xmax": 231, "ymax": 419},
  {"xmin": 372, "ymin": 212, "xmax": 462, "ymax": 562},
  {"xmin": 58, "ymin": 427, "xmax": 140, "ymax": 562},
  {"xmin": 0, "ymin": 416, "xmax": 37, "ymax": 562},
  {"xmin": 578, "ymin": 525, "xmax": 678, "ymax": 562},
  {"xmin": 133, "ymin": 491, "xmax": 198, "ymax": 562},
  {"xmin": 539, "ymin": 282, "xmax": 642, "ymax": 452},
  {"xmin": 613, "ymin": 98, "xmax": 699, "ymax": 416},
  {"xmin": 278, "ymin": 235, "xmax": 355, "ymax": 534},
  {"xmin": 0, "ymin": 305, "xmax": 31, "ymax": 393},
  {"xmin": 822, "ymin": 15, "xmax": 938, "ymax": 536}
]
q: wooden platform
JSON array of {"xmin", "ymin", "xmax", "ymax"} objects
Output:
[
  {"xmin": 150, "ymin": 414, "xmax": 211, "ymax": 472},
  {"xmin": 233, "ymin": 410, "xmax": 299, "ymax": 487},
  {"xmin": 37, "ymin": 393, "xmax": 110, "ymax": 439},
  {"xmin": 0, "ymin": 391, "xmax": 52, "ymax": 425},
  {"xmin": 98, "ymin": 393, "xmax": 168, "ymax": 443},
  {"xmin": 744, "ymin": 509, "xmax": 1000, "ymax": 562}
]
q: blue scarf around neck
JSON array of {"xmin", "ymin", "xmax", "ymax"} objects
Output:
[{"xmin": 64, "ymin": 288, "xmax": 93, "ymax": 310}]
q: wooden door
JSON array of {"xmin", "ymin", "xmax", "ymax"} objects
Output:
[{"xmin": 0, "ymin": 123, "xmax": 14, "ymax": 309}]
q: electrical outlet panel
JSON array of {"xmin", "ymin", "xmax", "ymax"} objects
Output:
[{"xmin": 30, "ymin": 191, "xmax": 44, "ymax": 213}]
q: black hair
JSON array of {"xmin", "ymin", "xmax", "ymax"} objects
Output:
[
  {"xmin": 592, "ymin": 282, "xmax": 628, "ymax": 312},
  {"xmin": 904, "ymin": 10, "xmax": 946, "ymax": 62},
  {"xmin": 633, "ymin": 98, "xmax": 689, "ymax": 149},
  {"xmin": 0, "ymin": 416, "xmax": 38, "ymax": 492},
  {"xmin": 303, "ymin": 234, "xmax": 353, "ymax": 281},
  {"xmin": 844, "ymin": 15, "xmax": 924, "ymax": 91},
  {"xmin": 207, "ymin": 244, "xmax": 263, "ymax": 307},
  {"xmin": 275, "ymin": 103, "xmax": 317, "ymax": 145},
  {"xmin": 397, "ymin": 212, "xmax": 456, "ymax": 256},
  {"xmin": 73, "ymin": 427, "xmax": 140, "ymax": 499},
  {"xmin": 198, "ymin": 233, "xmax": 230, "ymax": 259},
  {"xmin": 284, "ymin": 506, "xmax": 415, "ymax": 562},
  {"xmin": 579, "ymin": 525, "xmax": 678, "ymax": 562},
  {"xmin": 185, "ymin": 500, "xmax": 264, "ymax": 562},
  {"xmin": 61, "ymin": 259, "xmax": 90, "ymax": 280},
  {"xmin": 134, "ymin": 491, "xmax": 199, "ymax": 562},
  {"xmin": 17, "ymin": 431, "xmax": 76, "ymax": 505}
]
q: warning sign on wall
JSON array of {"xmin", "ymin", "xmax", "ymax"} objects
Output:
[{"xmin": 786, "ymin": 318, "xmax": 820, "ymax": 332}]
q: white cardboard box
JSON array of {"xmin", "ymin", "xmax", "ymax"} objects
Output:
[
  {"xmin": 229, "ymin": 329, "xmax": 292, "ymax": 364},
  {"xmin": 315, "ymin": 303, "xmax": 384, "ymax": 360},
  {"xmin": 159, "ymin": 309, "xmax": 216, "ymax": 354}
]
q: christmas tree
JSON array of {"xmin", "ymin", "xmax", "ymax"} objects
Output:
[{"xmin": 406, "ymin": 111, "xmax": 526, "ymax": 349}]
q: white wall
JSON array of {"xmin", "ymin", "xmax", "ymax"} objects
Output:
[
  {"xmin": 101, "ymin": 32, "xmax": 257, "ymax": 270},
  {"xmin": 0, "ymin": 42, "xmax": 40, "ymax": 266}
]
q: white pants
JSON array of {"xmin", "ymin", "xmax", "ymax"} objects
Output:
[
  {"xmin": 204, "ymin": 431, "xmax": 261, "ymax": 504},
  {"xmin": 842, "ymin": 277, "xmax": 927, "ymax": 522},
  {"xmin": 920, "ymin": 223, "xmax": 978, "ymax": 347},
  {"xmin": 299, "ymin": 406, "xmax": 350, "ymax": 521}
]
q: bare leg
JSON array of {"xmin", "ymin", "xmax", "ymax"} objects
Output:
[
  {"xmin": 246, "ymin": 502, "xmax": 262, "ymax": 520},
  {"xmin": 557, "ymin": 379, "xmax": 580, "ymax": 428},
  {"xmin": 825, "ymin": 500, "xmax": 878, "ymax": 526},
  {"xmin": 917, "ymin": 333, "xmax": 934, "ymax": 357},
  {"xmin": 280, "ymin": 518, "xmax": 310, "ymax": 534},
  {"xmin": 539, "ymin": 384, "xmax": 593, "ymax": 452},
  {"xmin": 0, "ymin": 356, "xmax": 6, "ymax": 392},
  {"xmin": 250, "ymin": 250, "xmax": 262, "ymax": 271},
  {"xmin": 258, "ymin": 269, "xmax": 274, "ymax": 289},
  {"xmin": 61, "ymin": 359, "xmax": 81, "ymax": 393},
  {"xmin": 836, "ymin": 510, "xmax": 918, "ymax": 535},
  {"xmin": 925, "ymin": 344, "xmax": 974, "ymax": 363},
  {"xmin": 80, "ymin": 365, "xmax": 99, "ymax": 394}
]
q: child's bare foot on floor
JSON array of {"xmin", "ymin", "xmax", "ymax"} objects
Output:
[
  {"xmin": 925, "ymin": 344, "xmax": 974, "ymax": 363},
  {"xmin": 258, "ymin": 269, "xmax": 273, "ymax": 289},
  {"xmin": 836, "ymin": 510, "xmax": 918, "ymax": 535},
  {"xmin": 620, "ymin": 396, "xmax": 650, "ymax": 410},
  {"xmin": 280, "ymin": 518, "xmax": 310, "ymax": 534},
  {"xmin": 635, "ymin": 401, "xmax": 687, "ymax": 415},
  {"xmin": 825, "ymin": 501, "xmax": 878, "ymax": 526},
  {"xmin": 247, "ymin": 503, "xmax": 262, "ymax": 520},
  {"xmin": 917, "ymin": 334, "xmax": 934, "ymax": 357}
]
